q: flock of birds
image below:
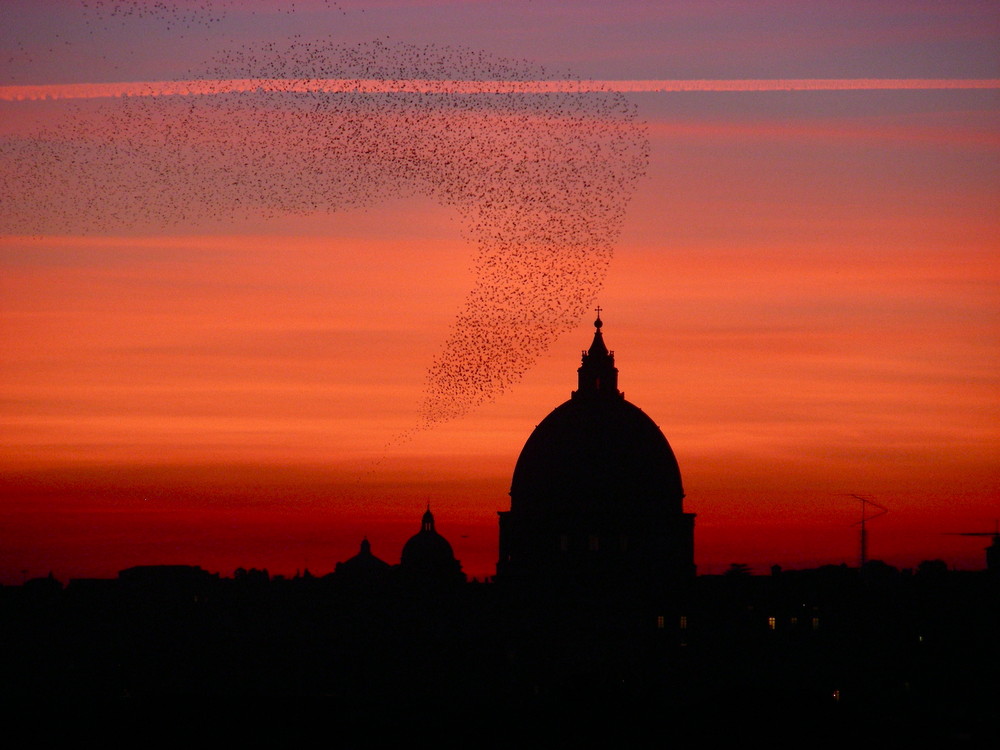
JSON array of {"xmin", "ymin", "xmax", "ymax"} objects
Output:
[
  {"xmin": 2, "ymin": 2, "xmax": 649, "ymax": 434},
  {"xmin": 79, "ymin": 1, "xmax": 350, "ymax": 29}
]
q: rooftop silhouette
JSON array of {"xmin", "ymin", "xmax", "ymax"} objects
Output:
[{"xmin": 1, "ymin": 316, "xmax": 996, "ymax": 743}]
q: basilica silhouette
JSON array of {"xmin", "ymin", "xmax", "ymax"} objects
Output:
[{"xmin": 497, "ymin": 311, "xmax": 694, "ymax": 596}]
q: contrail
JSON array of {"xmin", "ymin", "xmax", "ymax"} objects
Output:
[{"xmin": 2, "ymin": 78, "xmax": 998, "ymax": 102}]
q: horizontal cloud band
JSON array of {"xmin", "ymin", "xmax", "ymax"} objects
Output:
[{"xmin": 3, "ymin": 78, "xmax": 998, "ymax": 102}]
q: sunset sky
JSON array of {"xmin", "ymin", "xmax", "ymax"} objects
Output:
[{"xmin": 2, "ymin": 0, "xmax": 998, "ymax": 583}]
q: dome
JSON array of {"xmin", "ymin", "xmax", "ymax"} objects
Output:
[
  {"xmin": 336, "ymin": 538, "xmax": 390, "ymax": 578},
  {"xmin": 509, "ymin": 312, "xmax": 683, "ymax": 514},
  {"xmin": 510, "ymin": 396, "xmax": 684, "ymax": 514},
  {"xmin": 401, "ymin": 528, "xmax": 456, "ymax": 568},
  {"xmin": 497, "ymin": 312, "xmax": 695, "ymax": 590},
  {"xmin": 400, "ymin": 509, "xmax": 463, "ymax": 580}
]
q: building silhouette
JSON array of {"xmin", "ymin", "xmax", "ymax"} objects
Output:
[
  {"xmin": 497, "ymin": 313, "xmax": 695, "ymax": 596},
  {"xmin": 2, "ymin": 316, "xmax": 997, "ymax": 743}
]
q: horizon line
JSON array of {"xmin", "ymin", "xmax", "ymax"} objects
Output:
[{"xmin": 3, "ymin": 78, "xmax": 999, "ymax": 101}]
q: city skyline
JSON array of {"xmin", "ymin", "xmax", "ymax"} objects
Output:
[{"xmin": 2, "ymin": 0, "xmax": 998, "ymax": 583}]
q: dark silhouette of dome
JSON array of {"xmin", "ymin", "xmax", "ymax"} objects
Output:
[
  {"xmin": 498, "ymin": 312, "xmax": 694, "ymax": 594},
  {"xmin": 336, "ymin": 537, "xmax": 391, "ymax": 577},
  {"xmin": 400, "ymin": 509, "xmax": 464, "ymax": 582},
  {"xmin": 510, "ymin": 398, "xmax": 684, "ymax": 515}
]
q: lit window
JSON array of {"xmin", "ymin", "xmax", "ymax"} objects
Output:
[
  {"xmin": 656, "ymin": 616, "xmax": 664, "ymax": 629},
  {"xmin": 812, "ymin": 617, "xmax": 820, "ymax": 630},
  {"xmin": 679, "ymin": 616, "xmax": 688, "ymax": 630},
  {"xmin": 768, "ymin": 616, "xmax": 776, "ymax": 630},
  {"xmin": 790, "ymin": 617, "xmax": 798, "ymax": 626}
]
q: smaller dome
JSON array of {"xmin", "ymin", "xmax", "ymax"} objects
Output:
[
  {"xmin": 400, "ymin": 509, "xmax": 463, "ymax": 580},
  {"xmin": 336, "ymin": 537, "xmax": 390, "ymax": 578}
]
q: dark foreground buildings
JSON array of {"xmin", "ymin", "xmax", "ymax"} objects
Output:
[{"xmin": 2, "ymin": 317, "xmax": 997, "ymax": 744}]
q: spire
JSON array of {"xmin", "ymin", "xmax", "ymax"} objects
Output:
[
  {"xmin": 421, "ymin": 507, "xmax": 435, "ymax": 533},
  {"xmin": 588, "ymin": 307, "xmax": 609, "ymax": 357},
  {"xmin": 573, "ymin": 308, "xmax": 621, "ymax": 399}
]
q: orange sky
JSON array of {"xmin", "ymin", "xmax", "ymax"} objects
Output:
[{"xmin": 1, "ymin": 1, "xmax": 998, "ymax": 582}]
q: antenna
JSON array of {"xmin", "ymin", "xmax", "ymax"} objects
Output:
[{"xmin": 846, "ymin": 494, "xmax": 888, "ymax": 568}]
